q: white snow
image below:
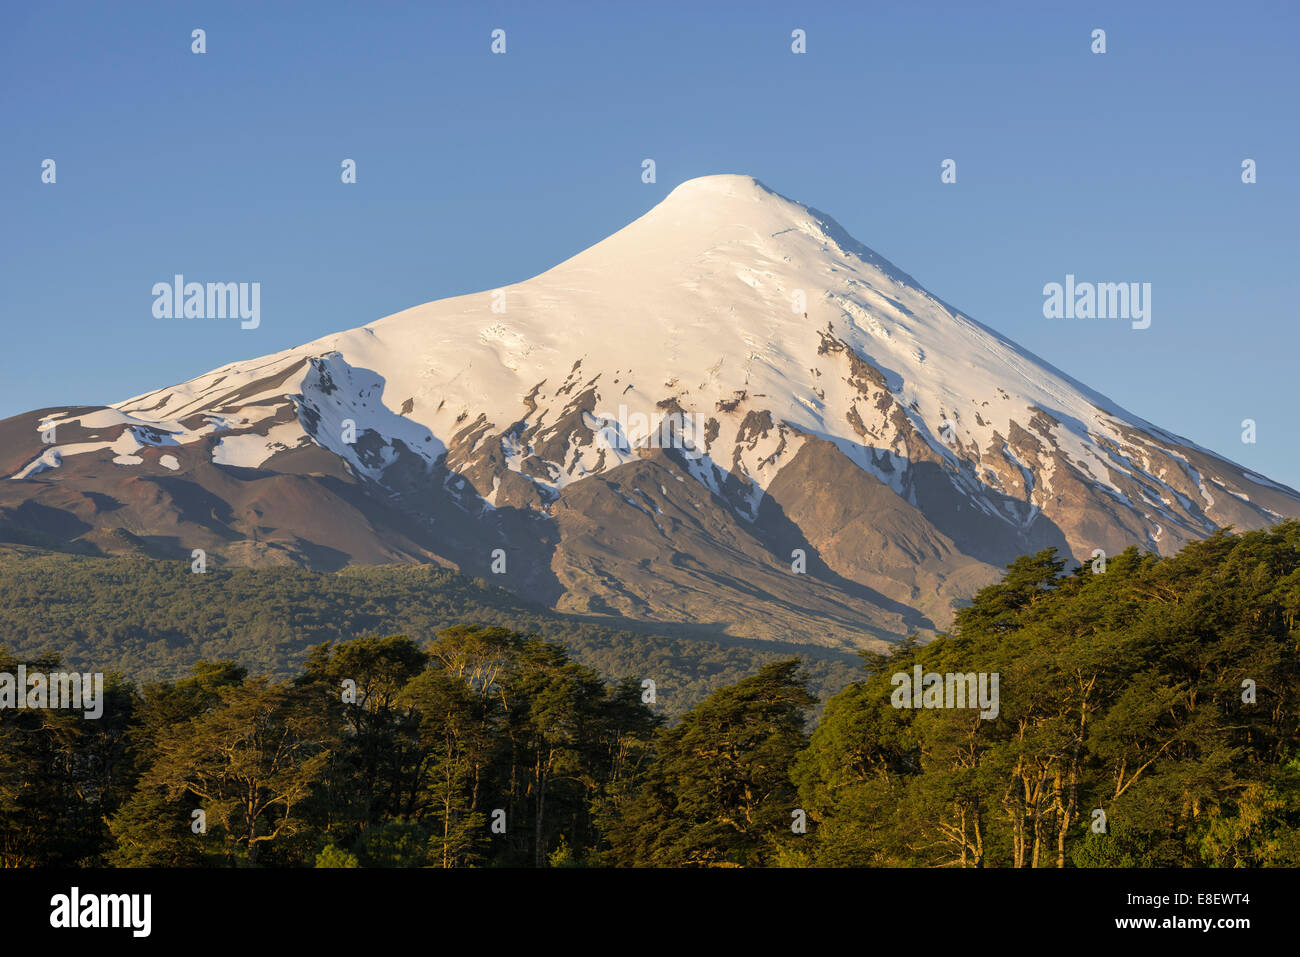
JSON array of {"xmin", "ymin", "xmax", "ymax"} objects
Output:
[
  {"xmin": 212, "ymin": 420, "xmax": 306, "ymax": 468},
  {"xmin": 6, "ymin": 174, "xmax": 1293, "ymax": 542}
]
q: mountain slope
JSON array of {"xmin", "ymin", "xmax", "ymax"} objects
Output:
[{"xmin": 4, "ymin": 174, "xmax": 1297, "ymax": 649}]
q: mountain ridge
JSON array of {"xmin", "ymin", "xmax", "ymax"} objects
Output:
[{"xmin": 3, "ymin": 174, "xmax": 1297, "ymax": 649}]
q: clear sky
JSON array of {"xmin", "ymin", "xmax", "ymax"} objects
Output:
[{"xmin": 3, "ymin": 0, "xmax": 1297, "ymax": 487}]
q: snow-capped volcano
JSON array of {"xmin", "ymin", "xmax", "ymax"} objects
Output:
[{"xmin": 3, "ymin": 175, "xmax": 1297, "ymax": 648}]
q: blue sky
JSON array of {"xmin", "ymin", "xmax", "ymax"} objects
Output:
[{"xmin": 3, "ymin": 0, "xmax": 1297, "ymax": 486}]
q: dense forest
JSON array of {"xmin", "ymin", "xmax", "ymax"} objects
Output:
[
  {"xmin": 0, "ymin": 545, "xmax": 860, "ymax": 714},
  {"xmin": 2, "ymin": 522, "xmax": 1299, "ymax": 867}
]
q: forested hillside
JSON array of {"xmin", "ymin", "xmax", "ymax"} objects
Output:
[
  {"xmin": 2, "ymin": 523, "xmax": 1299, "ymax": 868},
  {"xmin": 0, "ymin": 545, "xmax": 859, "ymax": 713}
]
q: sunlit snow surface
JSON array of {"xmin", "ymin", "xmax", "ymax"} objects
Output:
[{"xmin": 7, "ymin": 175, "xmax": 1290, "ymax": 536}]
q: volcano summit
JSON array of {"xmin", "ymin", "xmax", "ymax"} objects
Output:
[{"xmin": 4, "ymin": 175, "xmax": 1296, "ymax": 650}]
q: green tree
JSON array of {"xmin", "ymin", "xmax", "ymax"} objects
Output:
[
  {"xmin": 134, "ymin": 678, "xmax": 329, "ymax": 866},
  {"xmin": 606, "ymin": 659, "xmax": 815, "ymax": 867}
]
